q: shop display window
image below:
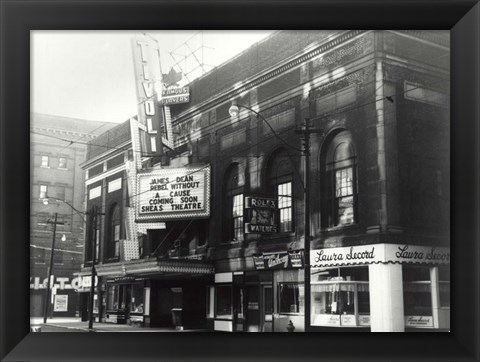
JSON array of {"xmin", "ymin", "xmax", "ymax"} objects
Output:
[
  {"xmin": 438, "ymin": 265, "xmax": 450, "ymax": 308},
  {"xmin": 278, "ymin": 283, "xmax": 304, "ymax": 314},
  {"xmin": 93, "ymin": 294, "xmax": 100, "ymax": 314},
  {"xmin": 106, "ymin": 284, "xmax": 119, "ymax": 310},
  {"xmin": 403, "ymin": 266, "xmax": 432, "ymax": 317},
  {"xmin": 130, "ymin": 284, "xmax": 144, "ymax": 313},
  {"xmin": 311, "ymin": 266, "xmax": 369, "ymax": 327},
  {"xmin": 206, "ymin": 286, "xmax": 215, "ymax": 318},
  {"xmin": 216, "ymin": 284, "xmax": 232, "ymax": 318}
]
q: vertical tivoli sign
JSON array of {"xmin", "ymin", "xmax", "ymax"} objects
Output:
[{"xmin": 131, "ymin": 34, "xmax": 172, "ymax": 156}]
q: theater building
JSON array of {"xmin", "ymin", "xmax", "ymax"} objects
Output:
[{"xmin": 79, "ymin": 30, "xmax": 450, "ymax": 332}]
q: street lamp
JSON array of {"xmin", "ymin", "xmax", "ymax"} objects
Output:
[{"xmin": 228, "ymin": 102, "xmax": 323, "ymax": 332}]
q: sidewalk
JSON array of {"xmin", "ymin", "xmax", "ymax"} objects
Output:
[{"xmin": 31, "ymin": 318, "xmax": 205, "ymax": 332}]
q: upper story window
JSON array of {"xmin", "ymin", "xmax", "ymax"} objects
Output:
[
  {"xmin": 232, "ymin": 194, "xmax": 244, "ymax": 241},
  {"xmin": 105, "ymin": 204, "xmax": 121, "ymax": 260},
  {"xmin": 58, "ymin": 157, "xmax": 67, "ymax": 169},
  {"xmin": 278, "ymin": 181, "xmax": 293, "ymax": 232},
  {"xmin": 223, "ymin": 163, "xmax": 245, "ymax": 242},
  {"xmin": 321, "ymin": 130, "xmax": 357, "ymax": 228},
  {"xmin": 39, "ymin": 184, "xmax": 48, "ymax": 199},
  {"xmin": 41, "ymin": 155, "xmax": 49, "ymax": 167},
  {"xmin": 57, "ymin": 185, "xmax": 66, "ymax": 200},
  {"xmin": 85, "ymin": 207, "xmax": 101, "ymax": 263},
  {"xmin": 267, "ymin": 149, "xmax": 294, "ymax": 233}
]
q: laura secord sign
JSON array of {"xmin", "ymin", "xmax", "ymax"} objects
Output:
[
  {"xmin": 136, "ymin": 165, "xmax": 211, "ymax": 220},
  {"xmin": 311, "ymin": 244, "xmax": 450, "ymax": 268}
]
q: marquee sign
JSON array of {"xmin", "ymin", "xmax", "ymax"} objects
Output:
[
  {"xmin": 311, "ymin": 244, "xmax": 450, "ymax": 268},
  {"xmin": 244, "ymin": 195, "xmax": 278, "ymax": 234},
  {"xmin": 136, "ymin": 165, "xmax": 211, "ymax": 220}
]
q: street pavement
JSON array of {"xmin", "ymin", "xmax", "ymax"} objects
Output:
[{"xmin": 30, "ymin": 317, "xmax": 205, "ymax": 332}]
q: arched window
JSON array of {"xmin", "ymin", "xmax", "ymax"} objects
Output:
[
  {"xmin": 267, "ymin": 149, "xmax": 294, "ymax": 233},
  {"xmin": 223, "ymin": 163, "xmax": 245, "ymax": 242},
  {"xmin": 106, "ymin": 204, "xmax": 121, "ymax": 260},
  {"xmin": 85, "ymin": 207, "xmax": 100, "ymax": 263},
  {"xmin": 322, "ymin": 130, "xmax": 357, "ymax": 228}
]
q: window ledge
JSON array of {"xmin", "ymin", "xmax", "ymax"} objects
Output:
[
  {"xmin": 262, "ymin": 232, "xmax": 295, "ymax": 240},
  {"xmin": 103, "ymin": 257, "xmax": 121, "ymax": 264},
  {"xmin": 322, "ymin": 223, "xmax": 360, "ymax": 233},
  {"xmin": 277, "ymin": 312, "xmax": 304, "ymax": 316},
  {"xmin": 218, "ymin": 240, "xmax": 242, "ymax": 246}
]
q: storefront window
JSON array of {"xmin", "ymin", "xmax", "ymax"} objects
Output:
[
  {"xmin": 278, "ymin": 283, "xmax": 304, "ymax": 314},
  {"xmin": 206, "ymin": 286, "xmax": 215, "ymax": 318},
  {"xmin": 311, "ymin": 266, "xmax": 369, "ymax": 327},
  {"xmin": 357, "ymin": 283, "xmax": 370, "ymax": 315},
  {"xmin": 130, "ymin": 284, "xmax": 144, "ymax": 313},
  {"xmin": 106, "ymin": 284, "xmax": 119, "ymax": 310},
  {"xmin": 216, "ymin": 285, "xmax": 232, "ymax": 318},
  {"xmin": 403, "ymin": 266, "xmax": 432, "ymax": 317},
  {"xmin": 93, "ymin": 294, "xmax": 99, "ymax": 314},
  {"xmin": 438, "ymin": 265, "xmax": 450, "ymax": 308}
]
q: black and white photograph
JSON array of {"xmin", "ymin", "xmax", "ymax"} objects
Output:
[{"xmin": 29, "ymin": 30, "xmax": 451, "ymax": 334}]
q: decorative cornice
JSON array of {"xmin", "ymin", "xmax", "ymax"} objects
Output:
[
  {"xmin": 392, "ymin": 30, "xmax": 450, "ymax": 48},
  {"xmin": 31, "ymin": 126, "xmax": 98, "ymax": 140},
  {"xmin": 173, "ymin": 30, "xmax": 366, "ymax": 123}
]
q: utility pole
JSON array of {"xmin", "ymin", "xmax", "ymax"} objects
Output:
[
  {"xmin": 88, "ymin": 206, "xmax": 97, "ymax": 330},
  {"xmin": 88, "ymin": 206, "xmax": 105, "ymax": 330},
  {"xmin": 296, "ymin": 118, "xmax": 323, "ymax": 333},
  {"xmin": 43, "ymin": 213, "xmax": 64, "ymax": 323}
]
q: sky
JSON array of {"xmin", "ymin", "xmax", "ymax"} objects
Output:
[{"xmin": 31, "ymin": 31, "xmax": 274, "ymax": 124}]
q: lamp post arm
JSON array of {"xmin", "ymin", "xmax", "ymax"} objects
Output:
[
  {"xmin": 235, "ymin": 104, "xmax": 304, "ymax": 154},
  {"xmin": 43, "ymin": 196, "xmax": 86, "ymax": 222}
]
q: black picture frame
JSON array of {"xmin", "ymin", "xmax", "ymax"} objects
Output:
[{"xmin": 1, "ymin": 1, "xmax": 478, "ymax": 361}]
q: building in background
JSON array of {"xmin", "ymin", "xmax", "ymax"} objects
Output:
[
  {"xmin": 30, "ymin": 113, "xmax": 115, "ymax": 318},
  {"xmin": 79, "ymin": 30, "xmax": 450, "ymax": 332}
]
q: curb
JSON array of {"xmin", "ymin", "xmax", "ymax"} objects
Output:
[{"xmin": 42, "ymin": 324, "xmax": 97, "ymax": 332}]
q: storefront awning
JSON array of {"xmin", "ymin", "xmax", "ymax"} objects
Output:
[{"xmin": 82, "ymin": 257, "xmax": 214, "ymax": 278}]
